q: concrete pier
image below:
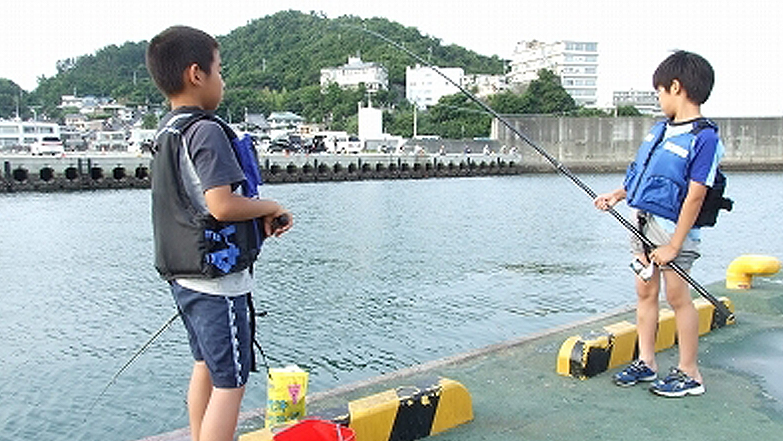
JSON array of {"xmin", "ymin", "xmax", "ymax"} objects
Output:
[
  {"xmin": 141, "ymin": 273, "xmax": 783, "ymax": 441},
  {"xmin": 0, "ymin": 152, "xmax": 527, "ymax": 192},
  {"xmin": 258, "ymin": 153, "xmax": 525, "ymax": 183},
  {"xmin": 1, "ymin": 153, "xmax": 153, "ymax": 192}
]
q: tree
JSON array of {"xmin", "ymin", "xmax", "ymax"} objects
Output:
[
  {"xmin": 488, "ymin": 91, "xmax": 526, "ymax": 114},
  {"xmin": 385, "ymin": 105, "xmax": 416, "ymax": 138},
  {"xmin": 142, "ymin": 113, "xmax": 158, "ymax": 129},
  {"xmin": 0, "ymin": 79, "xmax": 27, "ymax": 119},
  {"xmin": 616, "ymin": 105, "xmax": 642, "ymax": 116},
  {"xmin": 519, "ymin": 69, "xmax": 577, "ymax": 114},
  {"xmin": 483, "ymin": 70, "xmax": 577, "ymax": 117},
  {"xmin": 427, "ymin": 93, "xmax": 491, "ymax": 138}
]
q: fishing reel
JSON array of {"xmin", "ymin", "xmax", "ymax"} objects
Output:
[{"xmin": 630, "ymin": 258, "xmax": 655, "ymax": 281}]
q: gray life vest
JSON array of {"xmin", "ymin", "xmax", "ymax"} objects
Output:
[{"xmin": 151, "ymin": 109, "xmax": 264, "ymax": 280}]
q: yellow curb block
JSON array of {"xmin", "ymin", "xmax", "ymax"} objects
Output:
[
  {"xmin": 557, "ymin": 297, "xmax": 735, "ymax": 379},
  {"xmin": 240, "ymin": 377, "xmax": 472, "ymax": 441}
]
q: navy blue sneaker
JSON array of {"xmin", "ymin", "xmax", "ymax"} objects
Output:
[
  {"xmin": 649, "ymin": 367, "xmax": 705, "ymax": 397},
  {"xmin": 614, "ymin": 360, "xmax": 657, "ymax": 387}
]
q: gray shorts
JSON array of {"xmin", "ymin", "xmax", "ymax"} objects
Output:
[
  {"xmin": 171, "ymin": 281, "xmax": 251, "ymax": 388},
  {"xmin": 629, "ymin": 210, "xmax": 700, "ymax": 271}
]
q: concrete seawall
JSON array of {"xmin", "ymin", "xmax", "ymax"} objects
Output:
[
  {"xmin": 492, "ymin": 115, "xmax": 783, "ymax": 172},
  {"xmin": 1, "ymin": 154, "xmax": 153, "ymax": 192},
  {"xmin": 0, "ymin": 153, "xmax": 526, "ymax": 192}
]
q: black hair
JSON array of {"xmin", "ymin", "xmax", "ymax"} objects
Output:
[
  {"xmin": 146, "ymin": 26, "xmax": 219, "ymax": 97},
  {"xmin": 652, "ymin": 50, "xmax": 715, "ymax": 104}
]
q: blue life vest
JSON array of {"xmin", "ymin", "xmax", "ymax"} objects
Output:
[
  {"xmin": 151, "ymin": 109, "xmax": 264, "ymax": 280},
  {"xmin": 624, "ymin": 119, "xmax": 722, "ymax": 223}
]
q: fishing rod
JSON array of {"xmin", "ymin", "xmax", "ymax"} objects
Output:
[
  {"xmin": 345, "ymin": 24, "xmax": 734, "ymax": 324},
  {"xmin": 86, "ymin": 214, "xmax": 291, "ymax": 415},
  {"xmin": 85, "ymin": 311, "xmax": 180, "ymax": 419},
  {"xmin": 86, "ymin": 307, "xmax": 275, "ymax": 419}
]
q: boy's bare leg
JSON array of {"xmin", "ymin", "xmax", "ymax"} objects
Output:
[
  {"xmin": 663, "ymin": 269, "xmax": 702, "ymax": 383},
  {"xmin": 188, "ymin": 361, "xmax": 213, "ymax": 441},
  {"xmin": 199, "ymin": 386, "xmax": 245, "ymax": 441},
  {"xmin": 635, "ymin": 256, "xmax": 660, "ymax": 372}
]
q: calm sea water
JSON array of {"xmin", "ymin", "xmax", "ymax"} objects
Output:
[{"xmin": 0, "ymin": 172, "xmax": 780, "ymax": 441}]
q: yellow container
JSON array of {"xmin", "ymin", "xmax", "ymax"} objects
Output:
[{"xmin": 265, "ymin": 365, "xmax": 309, "ymax": 428}]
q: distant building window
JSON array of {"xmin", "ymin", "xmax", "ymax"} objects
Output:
[{"xmin": 566, "ymin": 42, "xmax": 597, "ymax": 52}]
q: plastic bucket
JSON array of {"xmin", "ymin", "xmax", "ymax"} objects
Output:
[{"xmin": 273, "ymin": 419, "xmax": 355, "ymax": 441}]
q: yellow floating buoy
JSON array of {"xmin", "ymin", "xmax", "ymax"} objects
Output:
[{"xmin": 726, "ymin": 254, "xmax": 781, "ymax": 289}]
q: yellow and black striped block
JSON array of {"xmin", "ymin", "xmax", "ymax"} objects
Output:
[
  {"xmin": 240, "ymin": 377, "xmax": 472, "ymax": 441},
  {"xmin": 556, "ymin": 297, "xmax": 735, "ymax": 379},
  {"xmin": 330, "ymin": 377, "xmax": 472, "ymax": 441}
]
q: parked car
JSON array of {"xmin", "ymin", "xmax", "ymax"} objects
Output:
[
  {"xmin": 30, "ymin": 137, "xmax": 64, "ymax": 156},
  {"xmin": 268, "ymin": 134, "xmax": 304, "ymax": 153},
  {"xmin": 308, "ymin": 136, "xmax": 328, "ymax": 154},
  {"xmin": 333, "ymin": 135, "xmax": 362, "ymax": 154}
]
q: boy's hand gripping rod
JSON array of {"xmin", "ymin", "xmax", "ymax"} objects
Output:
[{"xmin": 349, "ymin": 25, "xmax": 734, "ymax": 324}]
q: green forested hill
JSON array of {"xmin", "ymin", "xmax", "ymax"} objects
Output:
[
  {"xmin": 220, "ymin": 11, "xmax": 503, "ymax": 90},
  {"xmin": 15, "ymin": 10, "xmax": 503, "ymax": 130}
]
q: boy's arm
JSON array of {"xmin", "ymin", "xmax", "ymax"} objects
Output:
[
  {"xmin": 594, "ymin": 187, "xmax": 627, "ymax": 211},
  {"xmin": 650, "ymin": 180, "xmax": 707, "ymax": 265},
  {"xmin": 204, "ymin": 185, "xmax": 292, "ymax": 236}
]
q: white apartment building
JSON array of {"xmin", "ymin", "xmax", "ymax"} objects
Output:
[
  {"xmin": 508, "ymin": 40, "xmax": 599, "ymax": 107},
  {"xmin": 0, "ymin": 120, "xmax": 60, "ymax": 148},
  {"xmin": 613, "ymin": 90, "xmax": 661, "ymax": 115},
  {"xmin": 406, "ymin": 64, "xmax": 465, "ymax": 109},
  {"xmin": 320, "ymin": 56, "xmax": 388, "ymax": 93}
]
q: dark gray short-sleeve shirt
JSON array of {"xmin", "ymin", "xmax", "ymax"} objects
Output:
[{"xmin": 185, "ymin": 119, "xmax": 244, "ymax": 192}]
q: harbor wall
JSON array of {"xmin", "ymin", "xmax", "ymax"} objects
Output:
[
  {"xmin": 1, "ymin": 155, "xmax": 153, "ymax": 192},
  {"xmin": 3, "ymin": 116, "xmax": 782, "ymax": 192},
  {"xmin": 0, "ymin": 153, "xmax": 525, "ymax": 192},
  {"xmin": 492, "ymin": 116, "xmax": 783, "ymax": 172}
]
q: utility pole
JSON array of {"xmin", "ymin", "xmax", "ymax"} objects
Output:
[{"xmin": 412, "ymin": 104, "xmax": 418, "ymax": 138}]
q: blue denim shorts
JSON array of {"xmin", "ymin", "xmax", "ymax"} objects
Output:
[{"xmin": 170, "ymin": 282, "xmax": 251, "ymax": 388}]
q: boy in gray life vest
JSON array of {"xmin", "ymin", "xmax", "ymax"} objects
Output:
[
  {"xmin": 146, "ymin": 26, "xmax": 292, "ymax": 441},
  {"xmin": 594, "ymin": 51, "xmax": 724, "ymax": 397}
]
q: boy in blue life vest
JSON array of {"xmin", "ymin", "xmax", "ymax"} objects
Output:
[
  {"xmin": 594, "ymin": 51, "xmax": 724, "ymax": 397},
  {"xmin": 146, "ymin": 26, "xmax": 292, "ymax": 441}
]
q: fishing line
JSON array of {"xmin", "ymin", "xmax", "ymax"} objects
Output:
[
  {"xmin": 84, "ymin": 311, "xmax": 180, "ymax": 420},
  {"xmin": 344, "ymin": 23, "xmax": 734, "ymax": 323},
  {"xmin": 86, "ymin": 307, "xmax": 274, "ymax": 420}
]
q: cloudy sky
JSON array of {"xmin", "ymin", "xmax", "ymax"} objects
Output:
[{"xmin": 3, "ymin": 0, "xmax": 782, "ymax": 116}]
